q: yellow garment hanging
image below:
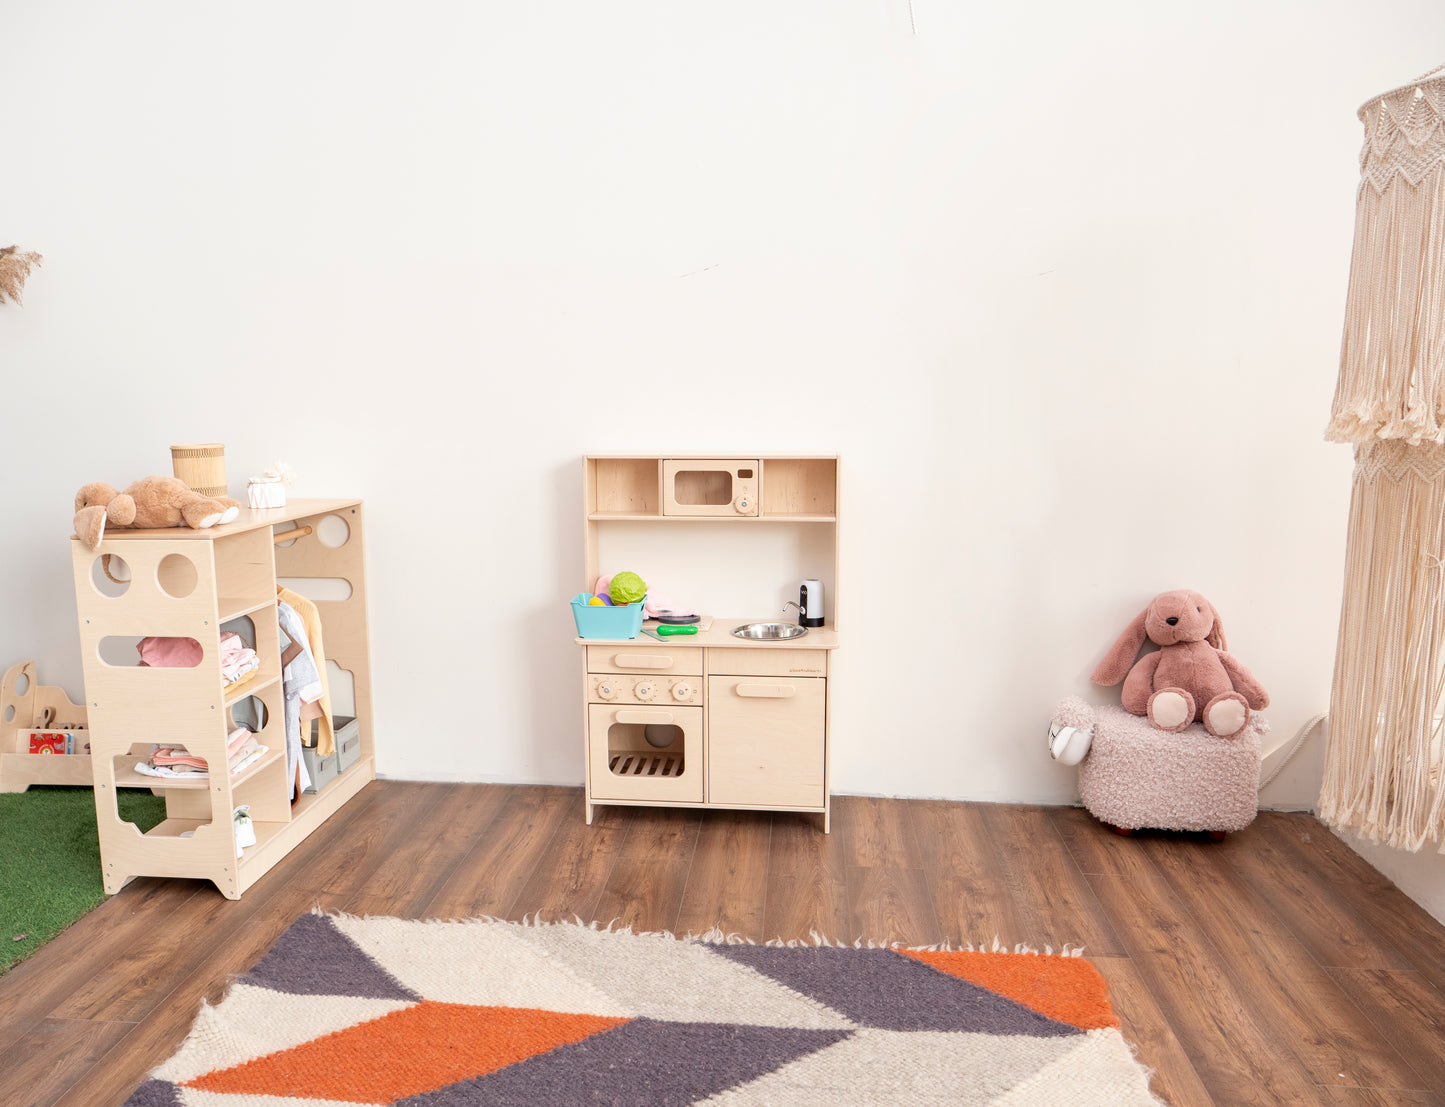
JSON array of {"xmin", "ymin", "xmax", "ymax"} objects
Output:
[{"xmin": 277, "ymin": 585, "xmax": 335, "ymax": 755}]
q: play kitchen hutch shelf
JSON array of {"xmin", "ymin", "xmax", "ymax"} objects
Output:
[
  {"xmin": 580, "ymin": 456, "xmax": 839, "ymax": 831},
  {"xmin": 70, "ymin": 499, "xmax": 375, "ymax": 899}
]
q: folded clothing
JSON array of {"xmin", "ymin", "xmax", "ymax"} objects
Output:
[
  {"xmin": 138, "ymin": 636, "xmax": 203, "ymax": 668},
  {"xmin": 146, "ymin": 730, "xmax": 254, "ymax": 773},
  {"xmin": 220, "ymin": 632, "xmax": 259, "ymax": 683},
  {"xmin": 229, "ymin": 735, "xmax": 262, "ymax": 769},
  {"xmin": 227, "ymin": 727, "xmax": 253, "ymax": 757},
  {"xmin": 138, "ymin": 633, "xmax": 260, "ymax": 686},
  {"xmin": 151, "ymin": 747, "xmax": 209, "ymax": 770},
  {"xmin": 135, "ymin": 734, "xmax": 268, "ymax": 779},
  {"xmin": 230, "ymin": 743, "xmax": 265, "ymax": 775},
  {"xmin": 134, "ymin": 762, "xmax": 206, "ymax": 780}
]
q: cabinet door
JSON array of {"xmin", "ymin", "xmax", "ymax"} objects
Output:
[{"xmin": 707, "ymin": 676, "xmax": 825, "ymax": 808}]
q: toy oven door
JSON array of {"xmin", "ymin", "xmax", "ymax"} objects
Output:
[{"xmin": 587, "ymin": 704, "xmax": 703, "ymax": 802}]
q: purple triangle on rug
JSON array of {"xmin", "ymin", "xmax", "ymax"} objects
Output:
[
  {"xmin": 712, "ymin": 945, "xmax": 1079, "ymax": 1036},
  {"xmin": 241, "ymin": 913, "xmax": 418, "ymax": 1001},
  {"xmin": 398, "ymin": 1018, "xmax": 853, "ymax": 1107},
  {"xmin": 117, "ymin": 1080, "xmax": 183, "ymax": 1107}
]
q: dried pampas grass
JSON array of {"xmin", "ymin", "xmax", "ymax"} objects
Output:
[{"xmin": 0, "ymin": 246, "xmax": 43, "ymax": 305}]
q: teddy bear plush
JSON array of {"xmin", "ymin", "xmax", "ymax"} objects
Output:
[
  {"xmin": 74, "ymin": 476, "xmax": 241, "ymax": 550},
  {"xmin": 1090, "ymin": 588, "xmax": 1268, "ymax": 738}
]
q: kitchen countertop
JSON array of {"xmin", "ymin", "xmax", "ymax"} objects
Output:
[{"xmin": 576, "ymin": 618, "xmax": 839, "ymax": 650}]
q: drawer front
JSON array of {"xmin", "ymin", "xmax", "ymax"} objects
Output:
[
  {"xmin": 588, "ymin": 704, "xmax": 703, "ymax": 803},
  {"xmin": 707, "ymin": 676, "xmax": 825, "ymax": 809},
  {"xmin": 587, "ymin": 646, "xmax": 703, "ymax": 676},
  {"xmin": 707, "ymin": 648, "xmax": 826, "ymax": 677}
]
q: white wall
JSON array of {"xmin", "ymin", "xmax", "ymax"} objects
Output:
[
  {"xmin": 1339, "ymin": 829, "xmax": 1445, "ymax": 927},
  {"xmin": 4, "ymin": 2, "xmax": 1442, "ymax": 811}
]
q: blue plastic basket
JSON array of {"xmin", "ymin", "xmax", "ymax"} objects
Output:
[{"xmin": 571, "ymin": 593, "xmax": 647, "ymax": 639}]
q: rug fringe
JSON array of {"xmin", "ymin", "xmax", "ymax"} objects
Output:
[{"xmin": 306, "ymin": 905, "xmax": 1083, "ymax": 956}]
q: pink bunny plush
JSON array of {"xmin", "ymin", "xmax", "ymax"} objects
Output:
[{"xmin": 1090, "ymin": 589, "xmax": 1268, "ymax": 739}]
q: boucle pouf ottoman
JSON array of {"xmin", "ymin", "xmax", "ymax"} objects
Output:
[{"xmin": 1068, "ymin": 702, "xmax": 1263, "ymax": 836}]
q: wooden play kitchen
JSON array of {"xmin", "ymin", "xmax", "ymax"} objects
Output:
[
  {"xmin": 69, "ymin": 499, "xmax": 375, "ymax": 899},
  {"xmin": 579, "ymin": 456, "xmax": 839, "ymax": 830}
]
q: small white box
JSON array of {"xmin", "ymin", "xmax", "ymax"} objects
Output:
[{"xmin": 247, "ymin": 477, "xmax": 287, "ymax": 509}]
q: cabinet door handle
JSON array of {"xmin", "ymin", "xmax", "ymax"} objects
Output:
[
  {"xmin": 735, "ymin": 683, "xmax": 796, "ymax": 699},
  {"xmin": 615, "ymin": 709, "xmax": 675, "ymax": 724},
  {"xmin": 612, "ymin": 653, "xmax": 674, "ymax": 670}
]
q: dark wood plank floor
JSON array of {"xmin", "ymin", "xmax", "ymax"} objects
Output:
[{"xmin": 2, "ymin": 783, "xmax": 1444, "ymax": 1106}]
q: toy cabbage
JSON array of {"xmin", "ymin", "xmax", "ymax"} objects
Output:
[{"xmin": 609, "ymin": 571, "xmax": 647, "ymax": 605}]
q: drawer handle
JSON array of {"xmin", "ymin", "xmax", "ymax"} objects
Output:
[
  {"xmin": 736, "ymin": 683, "xmax": 796, "ymax": 699},
  {"xmin": 612, "ymin": 653, "xmax": 674, "ymax": 670},
  {"xmin": 615, "ymin": 709, "xmax": 675, "ymax": 724}
]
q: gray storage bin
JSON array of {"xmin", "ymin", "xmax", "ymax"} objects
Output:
[
  {"xmin": 301, "ymin": 745, "xmax": 338, "ymax": 794},
  {"xmin": 335, "ymin": 716, "xmax": 361, "ymax": 771},
  {"xmin": 302, "ymin": 715, "xmax": 359, "ymax": 792}
]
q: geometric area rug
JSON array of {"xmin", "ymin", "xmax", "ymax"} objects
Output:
[{"xmin": 122, "ymin": 913, "xmax": 1163, "ymax": 1106}]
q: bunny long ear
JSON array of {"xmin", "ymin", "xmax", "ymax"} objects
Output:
[
  {"xmin": 1207, "ymin": 608, "xmax": 1227, "ymax": 652},
  {"xmin": 1090, "ymin": 608, "xmax": 1150, "ymax": 686}
]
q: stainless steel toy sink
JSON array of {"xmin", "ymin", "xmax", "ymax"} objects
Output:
[{"xmin": 730, "ymin": 621, "xmax": 809, "ymax": 640}]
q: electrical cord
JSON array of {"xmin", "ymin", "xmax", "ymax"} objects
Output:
[{"xmin": 1258, "ymin": 712, "xmax": 1327, "ymax": 790}]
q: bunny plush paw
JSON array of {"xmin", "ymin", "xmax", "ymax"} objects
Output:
[
  {"xmin": 1203, "ymin": 692, "xmax": 1249, "ymax": 738},
  {"xmin": 1148, "ymin": 688, "xmax": 1195, "ymax": 732}
]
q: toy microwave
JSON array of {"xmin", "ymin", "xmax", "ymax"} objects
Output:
[{"xmin": 662, "ymin": 459, "xmax": 759, "ymax": 517}]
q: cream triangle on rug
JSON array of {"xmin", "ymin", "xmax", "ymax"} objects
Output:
[{"xmin": 123, "ymin": 911, "xmax": 1164, "ymax": 1106}]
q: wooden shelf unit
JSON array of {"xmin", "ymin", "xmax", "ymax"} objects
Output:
[
  {"xmin": 71, "ymin": 498, "xmax": 375, "ymax": 900},
  {"xmin": 0, "ymin": 660, "xmax": 93, "ymax": 793},
  {"xmin": 585, "ymin": 456, "xmax": 838, "ymax": 523},
  {"xmin": 581, "ymin": 456, "xmax": 839, "ymax": 830}
]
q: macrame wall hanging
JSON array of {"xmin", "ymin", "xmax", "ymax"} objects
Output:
[{"xmin": 1321, "ymin": 64, "xmax": 1445, "ymax": 851}]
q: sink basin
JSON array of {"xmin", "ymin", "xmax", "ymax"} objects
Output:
[{"xmin": 731, "ymin": 621, "xmax": 809, "ymax": 641}]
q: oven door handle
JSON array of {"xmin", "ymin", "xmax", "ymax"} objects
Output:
[
  {"xmin": 615, "ymin": 709, "xmax": 675, "ymax": 725},
  {"xmin": 735, "ymin": 683, "xmax": 796, "ymax": 699}
]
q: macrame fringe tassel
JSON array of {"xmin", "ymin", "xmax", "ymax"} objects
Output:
[
  {"xmin": 1327, "ymin": 70, "xmax": 1445, "ymax": 445},
  {"xmin": 1320, "ymin": 439, "xmax": 1445, "ymax": 850},
  {"xmin": 1327, "ymin": 162, "xmax": 1445, "ymax": 444}
]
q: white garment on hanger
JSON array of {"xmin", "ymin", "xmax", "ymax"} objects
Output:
[{"xmin": 277, "ymin": 600, "xmax": 322, "ymax": 797}]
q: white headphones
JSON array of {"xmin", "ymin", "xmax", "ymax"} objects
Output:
[{"xmin": 1047, "ymin": 720, "xmax": 1093, "ymax": 766}]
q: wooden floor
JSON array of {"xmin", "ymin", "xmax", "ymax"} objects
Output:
[{"xmin": 2, "ymin": 784, "xmax": 1445, "ymax": 1106}]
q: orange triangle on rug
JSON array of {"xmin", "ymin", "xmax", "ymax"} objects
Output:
[
  {"xmin": 185, "ymin": 1000, "xmax": 630, "ymax": 1103},
  {"xmin": 901, "ymin": 949, "xmax": 1120, "ymax": 1031}
]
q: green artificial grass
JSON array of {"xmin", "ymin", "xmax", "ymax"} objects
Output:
[{"xmin": 0, "ymin": 785, "xmax": 167, "ymax": 973}]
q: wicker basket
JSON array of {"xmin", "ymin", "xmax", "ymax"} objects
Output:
[{"xmin": 170, "ymin": 443, "xmax": 227, "ymax": 499}]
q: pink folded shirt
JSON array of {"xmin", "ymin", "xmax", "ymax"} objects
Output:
[
  {"xmin": 151, "ymin": 747, "xmax": 209, "ymax": 770},
  {"xmin": 138, "ymin": 636, "xmax": 204, "ymax": 668}
]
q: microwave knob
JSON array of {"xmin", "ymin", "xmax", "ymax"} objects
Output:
[
  {"xmin": 733, "ymin": 494, "xmax": 752, "ymax": 513},
  {"xmin": 671, "ymin": 680, "xmax": 694, "ymax": 701},
  {"xmin": 633, "ymin": 680, "xmax": 657, "ymax": 702},
  {"xmin": 595, "ymin": 680, "xmax": 619, "ymax": 701}
]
